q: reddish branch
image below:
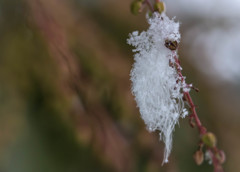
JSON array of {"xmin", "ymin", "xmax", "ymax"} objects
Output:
[
  {"xmin": 174, "ymin": 55, "xmax": 224, "ymax": 172},
  {"xmin": 144, "ymin": 0, "xmax": 154, "ymax": 12},
  {"xmin": 174, "ymin": 56, "xmax": 206, "ymax": 134}
]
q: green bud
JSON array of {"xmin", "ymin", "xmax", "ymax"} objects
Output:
[
  {"xmin": 130, "ymin": 1, "xmax": 142, "ymax": 15},
  {"xmin": 148, "ymin": 11, "xmax": 153, "ymax": 17},
  {"xmin": 202, "ymin": 132, "xmax": 217, "ymax": 148},
  {"xmin": 154, "ymin": 1, "xmax": 166, "ymax": 14},
  {"xmin": 193, "ymin": 150, "xmax": 204, "ymax": 165}
]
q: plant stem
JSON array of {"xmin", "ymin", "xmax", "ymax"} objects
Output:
[
  {"xmin": 173, "ymin": 55, "xmax": 224, "ymax": 172},
  {"xmin": 174, "ymin": 56, "xmax": 206, "ymax": 134},
  {"xmin": 144, "ymin": 0, "xmax": 154, "ymax": 12}
]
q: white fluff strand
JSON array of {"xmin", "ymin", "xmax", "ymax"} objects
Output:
[{"xmin": 127, "ymin": 13, "xmax": 188, "ymax": 163}]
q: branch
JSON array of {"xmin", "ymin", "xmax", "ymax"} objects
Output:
[
  {"xmin": 144, "ymin": 0, "xmax": 154, "ymax": 12},
  {"xmin": 174, "ymin": 54, "xmax": 225, "ymax": 172}
]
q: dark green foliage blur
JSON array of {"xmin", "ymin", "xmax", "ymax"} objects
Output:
[{"xmin": 0, "ymin": 1, "xmax": 109, "ymax": 172}]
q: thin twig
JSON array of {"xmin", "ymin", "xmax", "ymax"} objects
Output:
[
  {"xmin": 174, "ymin": 55, "xmax": 224, "ymax": 172},
  {"xmin": 144, "ymin": 0, "xmax": 154, "ymax": 12}
]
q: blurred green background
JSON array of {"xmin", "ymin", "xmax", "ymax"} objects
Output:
[{"xmin": 0, "ymin": 0, "xmax": 239, "ymax": 172}]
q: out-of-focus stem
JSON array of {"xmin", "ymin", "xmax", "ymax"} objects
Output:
[
  {"xmin": 210, "ymin": 148, "xmax": 224, "ymax": 172},
  {"xmin": 144, "ymin": 0, "xmax": 154, "ymax": 12}
]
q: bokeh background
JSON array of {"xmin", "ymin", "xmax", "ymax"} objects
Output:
[{"xmin": 0, "ymin": 0, "xmax": 239, "ymax": 172}]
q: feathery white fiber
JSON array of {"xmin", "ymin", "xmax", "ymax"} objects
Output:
[{"xmin": 127, "ymin": 13, "xmax": 188, "ymax": 163}]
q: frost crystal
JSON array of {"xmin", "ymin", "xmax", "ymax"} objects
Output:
[
  {"xmin": 205, "ymin": 150, "xmax": 213, "ymax": 164},
  {"xmin": 127, "ymin": 13, "xmax": 188, "ymax": 163}
]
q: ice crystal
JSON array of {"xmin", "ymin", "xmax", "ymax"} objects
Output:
[
  {"xmin": 205, "ymin": 150, "xmax": 213, "ymax": 164},
  {"xmin": 127, "ymin": 13, "xmax": 188, "ymax": 163}
]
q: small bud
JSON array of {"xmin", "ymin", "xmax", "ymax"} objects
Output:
[
  {"xmin": 193, "ymin": 86, "xmax": 200, "ymax": 92},
  {"xmin": 189, "ymin": 117, "xmax": 196, "ymax": 128},
  {"xmin": 189, "ymin": 114, "xmax": 196, "ymax": 128},
  {"xmin": 148, "ymin": 11, "xmax": 153, "ymax": 17},
  {"xmin": 198, "ymin": 142, "xmax": 204, "ymax": 150},
  {"xmin": 193, "ymin": 150, "xmax": 204, "ymax": 165},
  {"xmin": 154, "ymin": 1, "xmax": 166, "ymax": 14},
  {"xmin": 217, "ymin": 150, "xmax": 226, "ymax": 164},
  {"xmin": 131, "ymin": 1, "xmax": 142, "ymax": 15},
  {"xmin": 202, "ymin": 132, "xmax": 217, "ymax": 148}
]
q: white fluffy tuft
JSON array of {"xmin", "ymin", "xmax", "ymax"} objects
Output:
[{"xmin": 127, "ymin": 13, "xmax": 188, "ymax": 163}]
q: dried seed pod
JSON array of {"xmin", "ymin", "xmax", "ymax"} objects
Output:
[
  {"xmin": 193, "ymin": 150, "xmax": 204, "ymax": 165},
  {"xmin": 165, "ymin": 40, "xmax": 178, "ymax": 51}
]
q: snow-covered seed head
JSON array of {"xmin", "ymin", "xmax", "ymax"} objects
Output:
[{"xmin": 127, "ymin": 12, "xmax": 188, "ymax": 163}]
